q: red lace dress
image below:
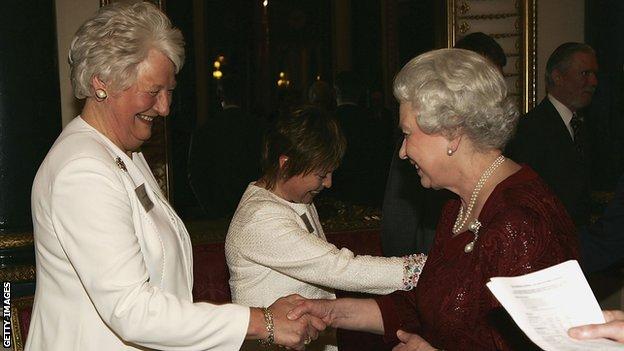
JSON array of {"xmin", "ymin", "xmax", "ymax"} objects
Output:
[{"xmin": 376, "ymin": 165, "xmax": 579, "ymax": 351}]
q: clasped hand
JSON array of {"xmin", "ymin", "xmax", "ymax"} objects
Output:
[{"xmin": 268, "ymin": 294, "xmax": 327, "ymax": 350}]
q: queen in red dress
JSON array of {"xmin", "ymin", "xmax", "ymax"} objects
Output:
[{"xmin": 290, "ymin": 48, "xmax": 579, "ymax": 351}]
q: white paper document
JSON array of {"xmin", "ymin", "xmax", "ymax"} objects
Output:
[{"xmin": 486, "ymin": 260, "xmax": 624, "ymax": 350}]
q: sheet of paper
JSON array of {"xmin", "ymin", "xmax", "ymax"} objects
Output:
[{"xmin": 486, "ymin": 260, "xmax": 624, "ymax": 350}]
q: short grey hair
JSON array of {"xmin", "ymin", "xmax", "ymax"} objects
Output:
[
  {"xmin": 545, "ymin": 42, "xmax": 595, "ymax": 88},
  {"xmin": 69, "ymin": 1, "xmax": 185, "ymax": 99},
  {"xmin": 393, "ymin": 48, "xmax": 519, "ymax": 151}
]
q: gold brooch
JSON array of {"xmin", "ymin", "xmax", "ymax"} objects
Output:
[{"xmin": 115, "ymin": 157, "xmax": 127, "ymax": 172}]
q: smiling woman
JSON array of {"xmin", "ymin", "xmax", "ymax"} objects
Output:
[
  {"xmin": 225, "ymin": 106, "xmax": 427, "ymax": 351},
  {"xmin": 82, "ymin": 49, "xmax": 177, "ymax": 153},
  {"xmin": 286, "ymin": 49, "xmax": 580, "ymax": 351},
  {"xmin": 27, "ymin": 2, "xmax": 322, "ymax": 351}
]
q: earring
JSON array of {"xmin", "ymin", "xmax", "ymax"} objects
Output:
[
  {"xmin": 447, "ymin": 148, "xmax": 454, "ymax": 156},
  {"xmin": 95, "ymin": 89, "xmax": 107, "ymax": 100}
]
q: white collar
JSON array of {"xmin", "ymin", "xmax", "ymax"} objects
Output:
[{"xmin": 548, "ymin": 94, "xmax": 575, "ymax": 138}]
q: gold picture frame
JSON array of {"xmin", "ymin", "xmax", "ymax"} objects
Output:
[
  {"xmin": 447, "ymin": 0, "xmax": 536, "ymax": 113},
  {"xmin": 100, "ymin": 0, "xmax": 164, "ymax": 8},
  {"xmin": 100, "ymin": 0, "xmax": 172, "ymax": 200}
]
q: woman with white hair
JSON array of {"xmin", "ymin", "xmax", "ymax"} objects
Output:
[
  {"xmin": 26, "ymin": 2, "xmax": 319, "ymax": 350},
  {"xmin": 289, "ymin": 48, "xmax": 579, "ymax": 350}
]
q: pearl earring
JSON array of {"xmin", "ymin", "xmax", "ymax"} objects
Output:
[
  {"xmin": 447, "ymin": 148, "xmax": 454, "ymax": 156},
  {"xmin": 95, "ymin": 89, "xmax": 107, "ymax": 100}
]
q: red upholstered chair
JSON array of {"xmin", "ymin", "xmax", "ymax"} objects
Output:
[
  {"xmin": 325, "ymin": 228, "xmax": 384, "ymax": 256},
  {"xmin": 326, "ymin": 229, "xmax": 393, "ymax": 351},
  {"xmin": 192, "ymin": 242, "xmax": 232, "ymax": 303},
  {"xmin": 10, "ymin": 295, "xmax": 34, "ymax": 351}
]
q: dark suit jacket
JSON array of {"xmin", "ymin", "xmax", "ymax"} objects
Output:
[
  {"xmin": 580, "ymin": 173, "xmax": 624, "ymax": 273},
  {"xmin": 330, "ymin": 103, "xmax": 390, "ymax": 206},
  {"xmin": 506, "ymin": 98, "xmax": 591, "ymax": 226},
  {"xmin": 380, "ymin": 136, "xmax": 452, "ymax": 256},
  {"xmin": 188, "ymin": 107, "xmax": 263, "ymax": 218}
]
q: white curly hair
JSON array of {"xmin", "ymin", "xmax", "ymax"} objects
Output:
[{"xmin": 393, "ymin": 48, "xmax": 519, "ymax": 151}]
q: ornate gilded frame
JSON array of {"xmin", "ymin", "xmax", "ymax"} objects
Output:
[
  {"xmin": 100, "ymin": 0, "xmax": 172, "ymax": 199},
  {"xmin": 0, "ymin": 232, "xmax": 35, "ymax": 282},
  {"xmin": 447, "ymin": 0, "xmax": 536, "ymax": 113},
  {"xmin": 9, "ymin": 296, "xmax": 34, "ymax": 351}
]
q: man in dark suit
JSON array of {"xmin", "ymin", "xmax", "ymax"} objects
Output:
[
  {"xmin": 329, "ymin": 71, "xmax": 389, "ymax": 206},
  {"xmin": 188, "ymin": 76, "xmax": 263, "ymax": 218},
  {"xmin": 506, "ymin": 42, "xmax": 598, "ymax": 226}
]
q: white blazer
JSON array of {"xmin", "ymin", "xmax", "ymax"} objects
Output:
[{"xmin": 26, "ymin": 117, "xmax": 249, "ymax": 351}]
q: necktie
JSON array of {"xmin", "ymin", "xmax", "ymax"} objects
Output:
[{"xmin": 570, "ymin": 112, "xmax": 584, "ymax": 155}]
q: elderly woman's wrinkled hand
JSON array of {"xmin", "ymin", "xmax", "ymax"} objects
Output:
[
  {"xmin": 287, "ymin": 298, "xmax": 337, "ymax": 326},
  {"xmin": 392, "ymin": 330, "xmax": 437, "ymax": 351},
  {"xmin": 270, "ymin": 294, "xmax": 327, "ymax": 350},
  {"xmin": 568, "ymin": 310, "xmax": 624, "ymax": 343}
]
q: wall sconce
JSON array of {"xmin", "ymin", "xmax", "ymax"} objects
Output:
[
  {"xmin": 277, "ymin": 72, "xmax": 290, "ymax": 87},
  {"xmin": 212, "ymin": 55, "xmax": 225, "ymax": 80}
]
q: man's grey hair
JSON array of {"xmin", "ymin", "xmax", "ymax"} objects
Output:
[{"xmin": 545, "ymin": 42, "xmax": 595, "ymax": 88}]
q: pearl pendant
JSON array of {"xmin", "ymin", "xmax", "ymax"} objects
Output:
[
  {"xmin": 468, "ymin": 221, "xmax": 481, "ymax": 232},
  {"xmin": 464, "ymin": 241, "xmax": 475, "ymax": 253}
]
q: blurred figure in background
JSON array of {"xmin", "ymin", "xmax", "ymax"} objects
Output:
[
  {"xmin": 188, "ymin": 75, "xmax": 264, "ymax": 218},
  {"xmin": 308, "ymin": 79, "xmax": 335, "ymax": 111},
  {"xmin": 455, "ymin": 32, "xmax": 507, "ymax": 73},
  {"xmin": 506, "ymin": 42, "xmax": 598, "ymax": 227},
  {"xmin": 329, "ymin": 71, "xmax": 388, "ymax": 206}
]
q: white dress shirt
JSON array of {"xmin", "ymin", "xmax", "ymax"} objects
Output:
[{"xmin": 548, "ymin": 93, "xmax": 576, "ymax": 140}]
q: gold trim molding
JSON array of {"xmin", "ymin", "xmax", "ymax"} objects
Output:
[
  {"xmin": 447, "ymin": 0, "xmax": 536, "ymax": 113},
  {"xmin": 0, "ymin": 232, "xmax": 33, "ymax": 249},
  {"xmin": 459, "ymin": 13, "xmax": 518, "ymax": 20},
  {"xmin": 0, "ymin": 265, "xmax": 35, "ymax": 282},
  {"xmin": 10, "ymin": 296, "xmax": 34, "ymax": 351},
  {"xmin": 100, "ymin": 0, "xmax": 164, "ymax": 7}
]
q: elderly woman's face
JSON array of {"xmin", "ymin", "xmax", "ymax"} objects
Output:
[
  {"xmin": 399, "ymin": 103, "xmax": 451, "ymax": 189},
  {"xmin": 105, "ymin": 50, "xmax": 176, "ymax": 152}
]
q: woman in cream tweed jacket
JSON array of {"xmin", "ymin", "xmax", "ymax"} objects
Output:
[{"xmin": 226, "ymin": 107, "xmax": 426, "ymax": 351}]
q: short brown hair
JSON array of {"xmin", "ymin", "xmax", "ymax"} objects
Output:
[{"xmin": 261, "ymin": 107, "xmax": 346, "ymax": 190}]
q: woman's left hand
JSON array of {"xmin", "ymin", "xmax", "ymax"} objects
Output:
[{"xmin": 392, "ymin": 330, "xmax": 437, "ymax": 351}]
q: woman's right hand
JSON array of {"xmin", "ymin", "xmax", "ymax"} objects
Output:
[
  {"xmin": 270, "ymin": 294, "xmax": 327, "ymax": 349},
  {"xmin": 568, "ymin": 310, "xmax": 624, "ymax": 343}
]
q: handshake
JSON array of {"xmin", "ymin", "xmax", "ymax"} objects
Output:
[{"xmin": 247, "ymin": 294, "xmax": 337, "ymax": 350}]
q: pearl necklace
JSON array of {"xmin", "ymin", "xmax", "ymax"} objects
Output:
[{"xmin": 452, "ymin": 155, "xmax": 506, "ymax": 242}]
